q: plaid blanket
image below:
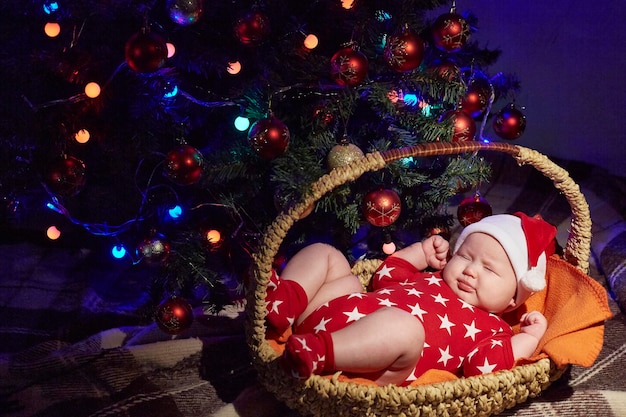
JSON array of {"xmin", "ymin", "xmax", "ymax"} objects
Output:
[{"xmin": 2, "ymin": 153, "xmax": 626, "ymax": 417}]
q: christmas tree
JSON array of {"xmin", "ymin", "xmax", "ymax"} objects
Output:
[{"xmin": 0, "ymin": 0, "xmax": 524, "ymax": 328}]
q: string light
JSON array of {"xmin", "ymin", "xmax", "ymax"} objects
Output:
[
  {"xmin": 44, "ymin": 22, "xmax": 61, "ymax": 38},
  {"xmin": 84, "ymin": 82, "xmax": 101, "ymax": 98},
  {"xmin": 234, "ymin": 116, "xmax": 250, "ymax": 131},
  {"xmin": 166, "ymin": 42, "xmax": 176, "ymax": 58},
  {"xmin": 227, "ymin": 61, "xmax": 241, "ymax": 75},
  {"xmin": 75, "ymin": 129, "xmax": 90, "ymax": 143},
  {"xmin": 341, "ymin": 0, "xmax": 355, "ymax": 9},
  {"xmin": 303, "ymin": 34, "xmax": 319, "ymax": 50},
  {"xmin": 46, "ymin": 225, "xmax": 61, "ymax": 240},
  {"xmin": 43, "ymin": 1, "xmax": 59, "ymax": 14},
  {"xmin": 111, "ymin": 244, "xmax": 127, "ymax": 259},
  {"xmin": 205, "ymin": 229, "xmax": 221, "ymax": 244},
  {"xmin": 168, "ymin": 204, "xmax": 183, "ymax": 219}
]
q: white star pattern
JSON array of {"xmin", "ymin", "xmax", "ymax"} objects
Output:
[
  {"xmin": 376, "ymin": 264, "xmax": 395, "ymax": 279},
  {"xmin": 438, "ymin": 313, "xmax": 456, "ymax": 335},
  {"xmin": 424, "ymin": 275, "xmax": 443, "ymax": 286},
  {"xmin": 347, "ymin": 292, "xmax": 366, "ymax": 299},
  {"xmin": 490, "ymin": 339, "xmax": 504, "ymax": 348},
  {"xmin": 343, "ymin": 306, "xmax": 367, "ymax": 323},
  {"xmin": 437, "ymin": 346, "xmax": 454, "ymax": 366},
  {"xmin": 377, "ymin": 298, "xmax": 397, "ymax": 307},
  {"xmin": 377, "ymin": 288, "xmax": 393, "ymax": 295},
  {"xmin": 294, "ymin": 336, "xmax": 313, "ymax": 352},
  {"xmin": 312, "ymin": 353, "xmax": 326, "ymax": 373},
  {"xmin": 432, "ymin": 293, "xmax": 449, "ymax": 306},
  {"xmin": 460, "ymin": 300, "xmax": 475, "ymax": 311},
  {"xmin": 463, "ymin": 320, "xmax": 482, "ymax": 341},
  {"xmin": 476, "ymin": 358, "xmax": 497, "ymax": 374},
  {"xmin": 466, "ymin": 347, "xmax": 479, "ymax": 361},
  {"xmin": 313, "ymin": 317, "xmax": 332, "ymax": 333},
  {"xmin": 270, "ymin": 299, "xmax": 283, "ymax": 314},
  {"xmin": 406, "ymin": 287, "xmax": 423, "ymax": 297},
  {"xmin": 408, "ymin": 302, "xmax": 427, "ymax": 320}
]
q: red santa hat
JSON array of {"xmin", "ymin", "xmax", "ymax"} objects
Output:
[{"xmin": 452, "ymin": 212, "xmax": 557, "ymax": 306}]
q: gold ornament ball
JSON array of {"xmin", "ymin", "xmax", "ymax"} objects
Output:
[{"xmin": 327, "ymin": 142, "xmax": 364, "ymax": 170}]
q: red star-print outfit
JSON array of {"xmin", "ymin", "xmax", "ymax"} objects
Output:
[{"xmin": 295, "ymin": 256, "xmax": 515, "ymax": 382}]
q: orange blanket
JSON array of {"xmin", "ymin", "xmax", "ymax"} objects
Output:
[{"xmin": 267, "ymin": 255, "xmax": 613, "ymax": 386}]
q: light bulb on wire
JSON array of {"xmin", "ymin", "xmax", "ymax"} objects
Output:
[
  {"xmin": 44, "ymin": 22, "xmax": 61, "ymax": 37},
  {"xmin": 227, "ymin": 61, "xmax": 241, "ymax": 75},
  {"xmin": 75, "ymin": 129, "xmax": 90, "ymax": 143},
  {"xmin": 303, "ymin": 34, "xmax": 319, "ymax": 50},
  {"xmin": 84, "ymin": 82, "xmax": 101, "ymax": 98}
]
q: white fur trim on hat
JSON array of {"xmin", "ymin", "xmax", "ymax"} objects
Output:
[{"xmin": 453, "ymin": 214, "xmax": 547, "ymax": 306}]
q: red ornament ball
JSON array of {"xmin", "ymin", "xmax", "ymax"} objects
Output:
[
  {"xmin": 493, "ymin": 103, "xmax": 527, "ymax": 140},
  {"xmin": 248, "ymin": 116, "xmax": 290, "ymax": 159},
  {"xmin": 44, "ymin": 155, "xmax": 87, "ymax": 197},
  {"xmin": 363, "ymin": 189, "xmax": 402, "ymax": 227},
  {"xmin": 430, "ymin": 60, "xmax": 461, "ymax": 82},
  {"xmin": 440, "ymin": 109, "xmax": 477, "ymax": 142},
  {"xmin": 460, "ymin": 77, "xmax": 493, "ymax": 118},
  {"xmin": 125, "ymin": 31, "xmax": 168, "ymax": 73},
  {"xmin": 136, "ymin": 233, "xmax": 171, "ymax": 265},
  {"xmin": 155, "ymin": 297, "xmax": 194, "ymax": 335},
  {"xmin": 234, "ymin": 11, "xmax": 270, "ymax": 45},
  {"xmin": 383, "ymin": 30, "xmax": 425, "ymax": 72},
  {"xmin": 432, "ymin": 12, "xmax": 470, "ymax": 53},
  {"xmin": 164, "ymin": 144, "xmax": 204, "ymax": 186},
  {"xmin": 330, "ymin": 47, "xmax": 369, "ymax": 87},
  {"xmin": 457, "ymin": 194, "xmax": 492, "ymax": 227}
]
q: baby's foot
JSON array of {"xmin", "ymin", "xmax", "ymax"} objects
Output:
[{"xmin": 281, "ymin": 333, "xmax": 328, "ymax": 380}]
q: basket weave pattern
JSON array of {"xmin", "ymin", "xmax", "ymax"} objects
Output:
[{"xmin": 246, "ymin": 142, "xmax": 590, "ymax": 417}]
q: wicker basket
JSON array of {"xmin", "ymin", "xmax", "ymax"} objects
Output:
[{"xmin": 245, "ymin": 141, "xmax": 591, "ymax": 417}]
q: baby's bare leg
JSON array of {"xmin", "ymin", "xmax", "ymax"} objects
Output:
[
  {"xmin": 280, "ymin": 243, "xmax": 363, "ymax": 325},
  {"xmin": 331, "ymin": 307, "xmax": 424, "ymax": 385}
]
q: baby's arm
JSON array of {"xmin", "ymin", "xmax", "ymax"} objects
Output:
[
  {"xmin": 392, "ymin": 235, "xmax": 449, "ymax": 271},
  {"xmin": 510, "ymin": 311, "xmax": 548, "ymax": 360}
]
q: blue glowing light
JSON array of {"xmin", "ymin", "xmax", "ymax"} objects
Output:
[
  {"xmin": 43, "ymin": 1, "xmax": 59, "ymax": 14},
  {"xmin": 375, "ymin": 10, "xmax": 392, "ymax": 21},
  {"xmin": 168, "ymin": 205, "xmax": 183, "ymax": 219},
  {"xmin": 164, "ymin": 85, "xmax": 178, "ymax": 98},
  {"xmin": 46, "ymin": 201, "xmax": 63, "ymax": 214},
  {"xmin": 403, "ymin": 93, "xmax": 418, "ymax": 106},
  {"xmin": 111, "ymin": 245, "xmax": 127, "ymax": 259},
  {"xmin": 234, "ymin": 116, "xmax": 250, "ymax": 131}
]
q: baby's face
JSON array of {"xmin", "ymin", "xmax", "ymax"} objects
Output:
[{"xmin": 442, "ymin": 232, "xmax": 518, "ymax": 313}]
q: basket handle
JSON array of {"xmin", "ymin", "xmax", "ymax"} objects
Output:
[{"xmin": 247, "ymin": 141, "xmax": 591, "ymax": 351}]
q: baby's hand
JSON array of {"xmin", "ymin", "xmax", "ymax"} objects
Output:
[
  {"xmin": 519, "ymin": 311, "xmax": 548, "ymax": 341},
  {"xmin": 423, "ymin": 235, "xmax": 449, "ymax": 270}
]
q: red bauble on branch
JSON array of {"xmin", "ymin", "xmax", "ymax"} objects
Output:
[
  {"xmin": 363, "ymin": 189, "xmax": 402, "ymax": 227},
  {"xmin": 440, "ymin": 109, "xmax": 476, "ymax": 142},
  {"xmin": 383, "ymin": 29, "xmax": 425, "ymax": 72},
  {"xmin": 431, "ymin": 11, "xmax": 470, "ymax": 53},
  {"xmin": 330, "ymin": 46, "xmax": 369, "ymax": 87},
  {"xmin": 248, "ymin": 115, "xmax": 290, "ymax": 159},
  {"xmin": 430, "ymin": 60, "xmax": 461, "ymax": 82},
  {"xmin": 459, "ymin": 76, "xmax": 493, "ymax": 118},
  {"xmin": 44, "ymin": 155, "xmax": 87, "ymax": 197},
  {"xmin": 125, "ymin": 30, "xmax": 168, "ymax": 73},
  {"xmin": 493, "ymin": 103, "xmax": 527, "ymax": 140},
  {"xmin": 155, "ymin": 296, "xmax": 194, "ymax": 335},
  {"xmin": 234, "ymin": 11, "xmax": 270, "ymax": 45},
  {"xmin": 164, "ymin": 144, "xmax": 204, "ymax": 186},
  {"xmin": 457, "ymin": 193, "xmax": 492, "ymax": 227}
]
